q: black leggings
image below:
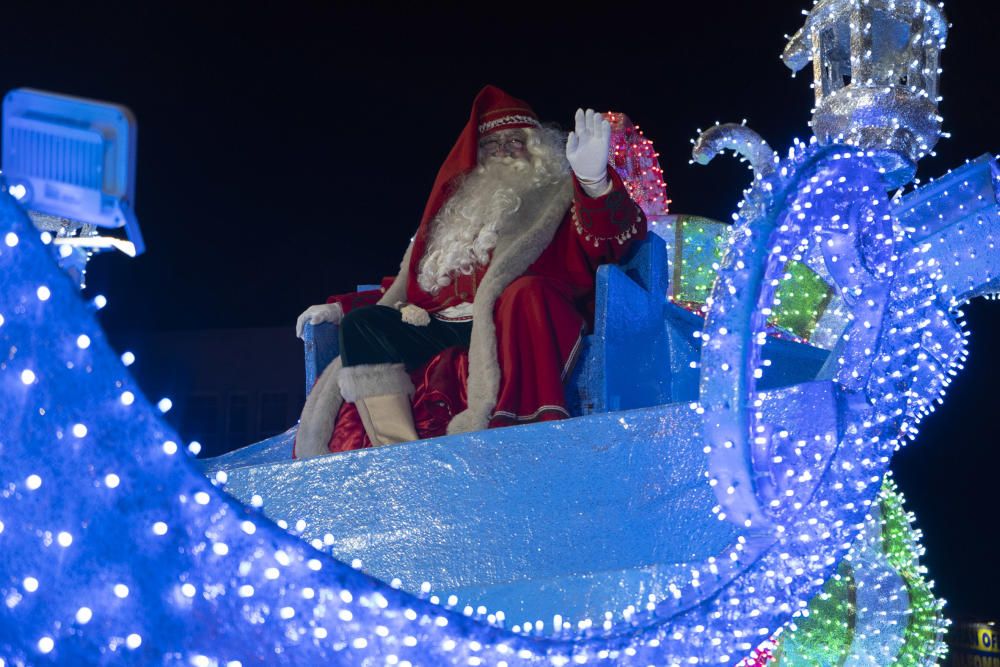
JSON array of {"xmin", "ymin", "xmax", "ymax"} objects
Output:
[{"xmin": 339, "ymin": 305, "xmax": 473, "ymax": 370}]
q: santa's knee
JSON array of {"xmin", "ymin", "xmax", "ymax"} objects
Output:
[
  {"xmin": 496, "ymin": 276, "xmax": 570, "ymax": 321},
  {"xmin": 338, "ymin": 307, "xmax": 370, "ymax": 346},
  {"xmin": 339, "ymin": 305, "xmax": 401, "ymax": 363}
]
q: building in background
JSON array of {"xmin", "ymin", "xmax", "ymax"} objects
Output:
[
  {"xmin": 123, "ymin": 327, "xmax": 304, "ymax": 458},
  {"xmin": 947, "ymin": 620, "xmax": 999, "ymax": 666}
]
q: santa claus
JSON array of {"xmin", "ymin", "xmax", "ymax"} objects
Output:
[{"xmin": 293, "ymin": 86, "xmax": 646, "ymax": 458}]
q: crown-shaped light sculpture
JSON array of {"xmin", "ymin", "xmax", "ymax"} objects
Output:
[{"xmin": 783, "ymin": 0, "xmax": 948, "ymax": 184}]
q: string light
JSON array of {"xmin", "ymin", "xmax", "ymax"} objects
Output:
[{"xmin": 603, "ymin": 111, "xmax": 671, "ymax": 225}]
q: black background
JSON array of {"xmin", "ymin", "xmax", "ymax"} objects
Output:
[{"xmin": 2, "ymin": 1, "xmax": 997, "ymax": 620}]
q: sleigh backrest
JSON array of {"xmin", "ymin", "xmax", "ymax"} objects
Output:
[{"xmin": 565, "ymin": 235, "xmax": 671, "ymax": 414}]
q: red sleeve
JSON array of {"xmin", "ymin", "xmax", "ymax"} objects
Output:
[
  {"xmin": 570, "ymin": 167, "xmax": 647, "ymax": 264},
  {"xmin": 325, "ymin": 276, "xmax": 397, "ymax": 315}
]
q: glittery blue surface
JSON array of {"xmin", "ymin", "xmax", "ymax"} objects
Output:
[{"xmin": 213, "ymin": 385, "xmax": 831, "ymax": 630}]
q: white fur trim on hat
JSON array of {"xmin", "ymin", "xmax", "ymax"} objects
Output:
[{"xmin": 478, "ymin": 114, "xmax": 540, "ymax": 135}]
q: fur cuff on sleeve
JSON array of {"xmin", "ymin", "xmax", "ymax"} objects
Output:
[
  {"xmin": 338, "ymin": 362, "xmax": 415, "ymax": 402},
  {"xmin": 446, "ymin": 404, "xmax": 493, "ymax": 435}
]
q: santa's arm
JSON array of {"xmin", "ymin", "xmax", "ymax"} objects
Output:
[
  {"xmin": 565, "ymin": 107, "xmax": 647, "ymax": 262},
  {"xmin": 571, "ymin": 166, "xmax": 647, "ymax": 263}
]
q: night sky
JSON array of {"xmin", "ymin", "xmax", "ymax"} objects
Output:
[{"xmin": 3, "ymin": 1, "xmax": 997, "ymax": 620}]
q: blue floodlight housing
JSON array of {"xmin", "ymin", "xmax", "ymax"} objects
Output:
[{"xmin": 1, "ymin": 88, "xmax": 144, "ymax": 255}]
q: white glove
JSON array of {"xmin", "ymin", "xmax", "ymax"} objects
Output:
[
  {"xmin": 295, "ymin": 302, "xmax": 344, "ymax": 339},
  {"xmin": 565, "ymin": 108, "xmax": 611, "ymax": 195}
]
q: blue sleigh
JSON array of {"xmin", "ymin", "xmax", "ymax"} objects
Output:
[
  {"xmin": 201, "ymin": 155, "xmax": 1000, "ymax": 635},
  {"xmin": 202, "ymin": 228, "xmax": 827, "ymax": 625}
]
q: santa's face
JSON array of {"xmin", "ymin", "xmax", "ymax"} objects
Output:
[{"xmin": 477, "ymin": 129, "xmax": 529, "ymax": 164}]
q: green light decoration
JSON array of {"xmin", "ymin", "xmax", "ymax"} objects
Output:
[
  {"xmin": 766, "ymin": 475, "xmax": 948, "ymax": 665},
  {"xmin": 772, "ymin": 560, "xmax": 857, "ymax": 664},
  {"xmin": 669, "ymin": 215, "xmax": 727, "ymax": 304},
  {"xmin": 663, "ymin": 215, "xmax": 833, "ymax": 340},
  {"xmin": 770, "ymin": 261, "xmax": 832, "ymax": 340},
  {"xmin": 881, "ymin": 477, "xmax": 949, "ymax": 666}
]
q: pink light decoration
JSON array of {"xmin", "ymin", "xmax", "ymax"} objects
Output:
[
  {"xmin": 734, "ymin": 638, "xmax": 777, "ymax": 666},
  {"xmin": 604, "ymin": 111, "xmax": 671, "ymax": 220}
]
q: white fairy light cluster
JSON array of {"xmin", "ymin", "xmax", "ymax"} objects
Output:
[
  {"xmin": 783, "ymin": 0, "xmax": 949, "ymax": 168},
  {"xmin": 690, "ymin": 106, "xmax": 992, "ymax": 662},
  {"xmin": 692, "ymin": 139, "xmax": 907, "ymax": 660}
]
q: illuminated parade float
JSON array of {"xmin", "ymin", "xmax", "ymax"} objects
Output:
[{"xmin": 0, "ymin": 1, "xmax": 994, "ymax": 664}]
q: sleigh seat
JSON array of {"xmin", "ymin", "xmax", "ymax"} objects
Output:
[{"xmin": 302, "ymin": 235, "xmax": 672, "ymax": 438}]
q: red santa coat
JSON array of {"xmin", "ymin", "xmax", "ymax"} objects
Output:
[
  {"xmin": 293, "ymin": 85, "xmax": 645, "ymax": 458},
  {"xmin": 473, "ymin": 168, "xmax": 645, "ymax": 427},
  {"xmin": 311, "ymin": 168, "xmax": 645, "ymax": 454}
]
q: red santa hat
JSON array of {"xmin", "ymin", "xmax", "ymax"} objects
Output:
[
  {"xmin": 405, "ymin": 86, "xmax": 540, "ymax": 301},
  {"xmin": 475, "ymin": 87, "xmax": 541, "ymax": 137},
  {"xmin": 421, "ymin": 85, "xmax": 539, "ymax": 224}
]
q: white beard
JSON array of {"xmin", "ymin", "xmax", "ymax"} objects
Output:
[{"xmin": 417, "ymin": 130, "xmax": 569, "ymax": 296}]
